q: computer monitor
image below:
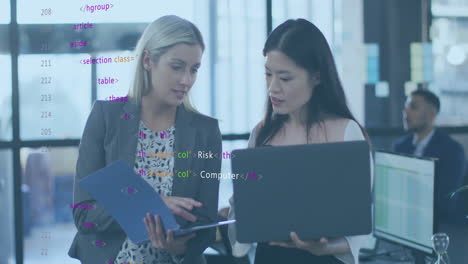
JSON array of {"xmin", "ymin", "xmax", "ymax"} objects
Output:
[{"xmin": 374, "ymin": 151, "xmax": 436, "ymax": 254}]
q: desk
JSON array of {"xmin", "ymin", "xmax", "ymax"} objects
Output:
[
  {"xmin": 438, "ymin": 223, "xmax": 468, "ymax": 264},
  {"xmin": 360, "ymin": 240, "xmax": 433, "ymax": 264},
  {"xmin": 362, "ymin": 260, "xmax": 413, "ymax": 264}
]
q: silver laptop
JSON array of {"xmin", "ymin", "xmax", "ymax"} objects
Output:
[{"xmin": 231, "ymin": 140, "xmax": 372, "ymax": 243}]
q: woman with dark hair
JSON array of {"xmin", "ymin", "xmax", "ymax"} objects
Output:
[{"xmin": 228, "ymin": 18, "xmax": 371, "ymax": 264}]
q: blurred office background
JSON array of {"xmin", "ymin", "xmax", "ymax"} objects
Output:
[{"xmin": 0, "ymin": 0, "xmax": 468, "ymax": 263}]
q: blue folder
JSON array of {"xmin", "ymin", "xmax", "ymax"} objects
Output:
[{"xmin": 78, "ymin": 160, "xmax": 234, "ymax": 244}]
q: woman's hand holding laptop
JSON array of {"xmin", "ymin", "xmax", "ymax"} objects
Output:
[{"xmin": 270, "ymin": 233, "xmax": 330, "ymax": 255}]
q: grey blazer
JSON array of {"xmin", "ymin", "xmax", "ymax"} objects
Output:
[{"xmin": 68, "ymin": 100, "xmax": 222, "ymax": 264}]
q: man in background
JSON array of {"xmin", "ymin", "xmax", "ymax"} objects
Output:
[
  {"xmin": 394, "ymin": 89, "xmax": 465, "ymax": 224},
  {"xmin": 393, "ymin": 89, "xmax": 467, "ymax": 263}
]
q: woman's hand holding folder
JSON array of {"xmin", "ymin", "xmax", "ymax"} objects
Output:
[
  {"xmin": 144, "ymin": 213, "xmax": 196, "ymax": 256},
  {"xmin": 142, "ymin": 196, "xmax": 205, "ymax": 255},
  {"xmin": 161, "ymin": 196, "xmax": 203, "ymax": 222}
]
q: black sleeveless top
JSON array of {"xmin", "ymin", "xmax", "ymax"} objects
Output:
[{"xmin": 255, "ymin": 242, "xmax": 344, "ymax": 264}]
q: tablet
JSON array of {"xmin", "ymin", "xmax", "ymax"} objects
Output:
[{"xmin": 79, "ymin": 159, "xmax": 234, "ymax": 244}]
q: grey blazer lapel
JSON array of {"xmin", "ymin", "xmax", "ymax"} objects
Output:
[
  {"xmin": 117, "ymin": 102, "xmax": 196, "ymax": 197},
  {"xmin": 118, "ymin": 101, "xmax": 141, "ymax": 166},
  {"xmin": 172, "ymin": 104, "xmax": 196, "ymax": 197}
]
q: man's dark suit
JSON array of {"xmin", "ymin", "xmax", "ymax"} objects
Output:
[
  {"xmin": 68, "ymin": 100, "xmax": 222, "ymax": 264},
  {"xmin": 393, "ymin": 129, "xmax": 466, "ymax": 225}
]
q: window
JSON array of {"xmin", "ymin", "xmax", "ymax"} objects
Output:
[
  {"xmin": 21, "ymin": 146, "xmax": 80, "ymax": 264},
  {"xmin": 19, "ymin": 54, "xmax": 91, "ymax": 140},
  {"xmin": 0, "ymin": 0, "xmax": 10, "ymax": 23},
  {"xmin": 215, "ymin": 0, "xmax": 266, "ymax": 134},
  {"xmin": 0, "ymin": 0, "xmax": 11, "ymax": 141},
  {"xmin": 0, "ymin": 150, "xmax": 14, "ymax": 264},
  {"xmin": 0, "ymin": 54, "xmax": 12, "ymax": 141},
  {"xmin": 431, "ymin": 0, "xmax": 468, "ymax": 125},
  {"xmin": 18, "ymin": 0, "xmax": 199, "ymax": 24}
]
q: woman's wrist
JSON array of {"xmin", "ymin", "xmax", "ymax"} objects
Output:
[
  {"xmin": 167, "ymin": 245, "xmax": 187, "ymax": 256},
  {"xmin": 171, "ymin": 252, "xmax": 185, "ymax": 258},
  {"xmin": 170, "ymin": 252, "xmax": 185, "ymax": 264},
  {"xmin": 321, "ymin": 237, "xmax": 350, "ymax": 255}
]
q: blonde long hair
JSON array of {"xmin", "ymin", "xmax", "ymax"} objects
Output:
[{"xmin": 128, "ymin": 15, "xmax": 204, "ymax": 113}]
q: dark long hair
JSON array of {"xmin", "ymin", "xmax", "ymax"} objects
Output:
[{"xmin": 255, "ymin": 18, "xmax": 369, "ymax": 146}]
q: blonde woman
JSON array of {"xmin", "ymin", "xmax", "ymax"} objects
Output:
[{"xmin": 68, "ymin": 15, "xmax": 221, "ymax": 264}]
